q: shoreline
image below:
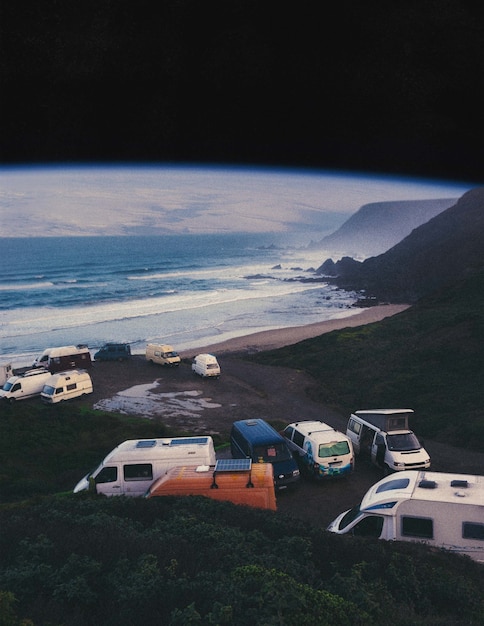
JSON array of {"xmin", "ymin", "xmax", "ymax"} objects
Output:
[{"xmin": 179, "ymin": 304, "xmax": 410, "ymax": 357}]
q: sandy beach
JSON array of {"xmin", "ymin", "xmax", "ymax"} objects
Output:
[{"xmin": 179, "ymin": 304, "xmax": 410, "ymax": 357}]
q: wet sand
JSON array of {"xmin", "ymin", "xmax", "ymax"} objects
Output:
[{"xmin": 180, "ymin": 304, "xmax": 410, "ymax": 357}]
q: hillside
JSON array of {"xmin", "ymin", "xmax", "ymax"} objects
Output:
[
  {"xmin": 1, "ymin": 495, "xmax": 483, "ymax": 625},
  {"xmin": 250, "ymin": 268, "xmax": 484, "ymax": 451},
  {"xmin": 317, "ymin": 187, "xmax": 484, "ymax": 303},
  {"xmin": 315, "ymin": 198, "xmax": 456, "ymax": 257}
]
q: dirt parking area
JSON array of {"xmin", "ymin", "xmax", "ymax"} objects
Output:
[{"xmin": 86, "ymin": 355, "xmax": 484, "ymax": 528}]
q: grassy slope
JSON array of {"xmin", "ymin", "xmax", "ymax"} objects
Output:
[{"xmin": 249, "ymin": 270, "xmax": 484, "ymax": 451}]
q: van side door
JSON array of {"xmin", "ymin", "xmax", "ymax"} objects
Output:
[{"xmin": 371, "ymin": 432, "xmax": 386, "ymax": 468}]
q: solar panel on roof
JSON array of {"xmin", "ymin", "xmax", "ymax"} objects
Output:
[
  {"xmin": 136, "ymin": 440, "xmax": 157, "ymax": 448},
  {"xmin": 215, "ymin": 458, "xmax": 252, "ymax": 472},
  {"xmin": 171, "ymin": 437, "xmax": 208, "ymax": 446}
]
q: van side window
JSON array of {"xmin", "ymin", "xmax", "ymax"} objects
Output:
[
  {"xmin": 123, "ymin": 464, "xmax": 153, "ymax": 481},
  {"xmin": 401, "ymin": 516, "xmax": 433, "ymax": 539},
  {"xmin": 55, "ymin": 388, "xmax": 63, "ymax": 395},
  {"xmin": 462, "ymin": 522, "xmax": 484, "ymax": 540},
  {"xmin": 233, "ymin": 431, "xmax": 249, "ymax": 455},
  {"xmin": 66, "ymin": 383, "xmax": 77, "ymax": 391},
  {"xmin": 348, "ymin": 419, "xmax": 361, "ymax": 435},
  {"xmin": 293, "ymin": 430, "xmax": 305, "ymax": 448},
  {"xmin": 96, "ymin": 467, "xmax": 117, "ymax": 483}
]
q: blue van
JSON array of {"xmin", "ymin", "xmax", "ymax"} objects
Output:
[
  {"xmin": 94, "ymin": 343, "xmax": 132, "ymax": 361},
  {"xmin": 230, "ymin": 419, "xmax": 300, "ymax": 490}
]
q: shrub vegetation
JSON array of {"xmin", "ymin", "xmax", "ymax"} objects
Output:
[{"xmin": 249, "ymin": 270, "xmax": 484, "ymax": 451}]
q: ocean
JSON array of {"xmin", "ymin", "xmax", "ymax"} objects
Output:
[{"xmin": 0, "ymin": 234, "xmax": 359, "ymax": 367}]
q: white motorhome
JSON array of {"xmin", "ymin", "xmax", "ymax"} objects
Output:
[
  {"xmin": 0, "ymin": 369, "xmax": 53, "ymax": 402},
  {"xmin": 346, "ymin": 409, "xmax": 430, "ymax": 474},
  {"xmin": 192, "ymin": 353, "xmax": 220, "ymax": 378},
  {"xmin": 282, "ymin": 420, "xmax": 354, "ymax": 479},
  {"xmin": 327, "ymin": 471, "xmax": 484, "ymax": 562},
  {"xmin": 73, "ymin": 436, "xmax": 216, "ymax": 497},
  {"xmin": 41, "ymin": 370, "xmax": 93, "ymax": 403},
  {"xmin": 146, "ymin": 343, "xmax": 181, "ymax": 366},
  {"xmin": 0, "ymin": 363, "xmax": 14, "ymax": 386}
]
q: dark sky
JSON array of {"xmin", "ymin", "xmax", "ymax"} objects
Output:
[{"xmin": 1, "ymin": 1, "xmax": 483, "ymax": 182}]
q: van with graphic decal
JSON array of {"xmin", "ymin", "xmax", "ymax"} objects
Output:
[{"xmin": 282, "ymin": 420, "xmax": 354, "ymax": 479}]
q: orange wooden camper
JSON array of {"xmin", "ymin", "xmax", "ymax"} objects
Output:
[{"xmin": 146, "ymin": 458, "xmax": 277, "ymax": 511}]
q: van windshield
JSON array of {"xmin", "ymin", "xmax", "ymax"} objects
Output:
[
  {"xmin": 387, "ymin": 432, "xmax": 421, "ymax": 451},
  {"xmin": 318, "ymin": 441, "xmax": 350, "ymax": 458},
  {"xmin": 253, "ymin": 444, "xmax": 291, "ymax": 463},
  {"xmin": 338, "ymin": 505, "xmax": 362, "ymax": 530},
  {"xmin": 42, "ymin": 385, "xmax": 55, "ymax": 396},
  {"xmin": 2, "ymin": 381, "xmax": 13, "ymax": 391}
]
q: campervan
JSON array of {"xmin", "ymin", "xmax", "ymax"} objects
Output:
[
  {"xmin": 94, "ymin": 343, "xmax": 131, "ymax": 361},
  {"xmin": 73, "ymin": 436, "xmax": 216, "ymax": 497},
  {"xmin": 282, "ymin": 421, "xmax": 354, "ymax": 479},
  {"xmin": 346, "ymin": 409, "xmax": 430, "ymax": 474},
  {"xmin": 41, "ymin": 370, "xmax": 93, "ymax": 403},
  {"xmin": 0, "ymin": 369, "xmax": 53, "ymax": 402},
  {"xmin": 327, "ymin": 470, "xmax": 484, "ymax": 562},
  {"xmin": 146, "ymin": 459, "xmax": 277, "ymax": 511},
  {"xmin": 230, "ymin": 419, "xmax": 300, "ymax": 490},
  {"xmin": 0, "ymin": 363, "xmax": 13, "ymax": 386},
  {"xmin": 192, "ymin": 353, "xmax": 220, "ymax": 378},
  {"xmin": 33, "ymin": 345, "xmax": 92, "ymax": 372},
  {"xmin": 146, "ymin": 343, "xmax": 181, "ymax": 366}
]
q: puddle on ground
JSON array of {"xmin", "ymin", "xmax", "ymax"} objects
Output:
[{"xmin": 94, "ymin": 380, "xmax": 221, "ymax": 418}]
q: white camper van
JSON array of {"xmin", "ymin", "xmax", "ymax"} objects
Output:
[
  {"xmin": 327, "ymin": 471, "xmax": 484, "ymax": 562},
  {"xmin": 73, "ymin": 436, "xmax": 216, "ymax": 497},
  {"xmin": 346, "ymin": 409, "xmax": 430, "ymax": 474},
  {"xmin": 41, "ymin": 370, "xmax": 93, "ymax": 403},
  {"xmin": 192, "ymin": 353, "xmax": 220, "ymax": 378},
  {"xmin": 282, "ymin": 420, "xmax": 354, "ymax": 480},
  {"xmin": 146, "ymin": 343, "xmax": 181, "ymax": 366},
  {"xmin": 0, "ymin": 369, "xmax": 53, "ymax": 402}
]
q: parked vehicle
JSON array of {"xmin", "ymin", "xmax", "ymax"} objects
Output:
[
  {"xmin": 146, "ymin": 343, "xmax": 181, "ymax": 366},
  {"xmin": 191, "ymin": 353, "xmax": 220, "ymax": 378},
  {"xmin": 94, "ymin": 343, "xmax": 131, "ymax": 361},
  {"xmin": 146, "ymin": 458, "xmax": 277, "ymax": 511},
  {"xmin": 73, "ymin": 436, "xmax": 216, "ymax": 497},
  {"xmin": 282, "ymin": 420, "xmax": 354, "ymax": 479},
  {"xmin": 346, "ymin": 409, "xmax": 430, "ymax": 474},
  {"xmin": 0, "ymin": 363, "xmax": 14, "ymax": 386},
  {"xmin": 0, "ymin": 369, "xmax": 53, "ymax": 402},
  {"xmin": 327, "ymin": 470, "xmax": 484, "ymax": 562},
  {"xmin": 33, "ymin": 345, "xmax": 92, "ymax": 372},
  {"xmin": 41, "ymin": 369, "xmax": 93, "ymax": 403},
  {"xmin": 230, "ymin": 418, "xmax": 300, "ymax": 490}
]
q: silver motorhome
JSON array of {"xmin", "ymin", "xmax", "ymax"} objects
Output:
[
  {"xmin": 41, "ymin": 369, "xmax": 93, "ymax": 403},
  {"xmin": 73, "ymin": 436, "xmax": 216, "ymax": 497},
  {"xmin": 0, "ymin": 369, "xmax": 53, "ymax": 402},
  {"xmin": 346, "ymin": 409, "xmax": 430, "ymax": 474},
  {"xmin": 327, "ymin": 470, "xmax": 484, "ymax": 562}
]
